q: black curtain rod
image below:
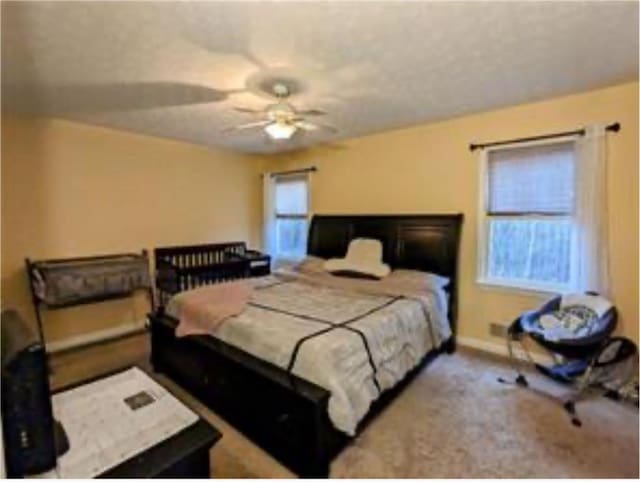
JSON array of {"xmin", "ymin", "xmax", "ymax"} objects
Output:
[
  {"xmin": 268, "ymin": 166, "xmax": 317, "ymax": 177},
  {"xmin": 469, "ymin": 122, "xmax": 621, "ymax": 152}
]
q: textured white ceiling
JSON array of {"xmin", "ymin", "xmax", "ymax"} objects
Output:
[{"xmin": 3, "ymin": 1, "xmax": 638, "ymax": 154}]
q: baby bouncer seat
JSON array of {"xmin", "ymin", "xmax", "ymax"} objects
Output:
[{"xmin": 499, "ymin": 292, "xmax": 637, "ymax": 426}]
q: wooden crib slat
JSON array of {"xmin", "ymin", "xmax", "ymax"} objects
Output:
[{"xmin": 155, "ymin": 242, "xmax": 255, "ymax": 307}]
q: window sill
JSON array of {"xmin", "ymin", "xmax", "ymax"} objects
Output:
[{"xmin": 476, "ymin": 277, "xmax": 569, "ymax": 297}]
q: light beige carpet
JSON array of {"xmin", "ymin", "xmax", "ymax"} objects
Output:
[{"xmin": 149, "ymin": 348, "xmax": 639, "ymax": 478}]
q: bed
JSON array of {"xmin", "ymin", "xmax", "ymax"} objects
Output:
[{"xmin": 149, "ymin": 214, "xmax": 463, "ymax": 477}]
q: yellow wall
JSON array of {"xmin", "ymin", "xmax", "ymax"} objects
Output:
[
  {"xmin": 2, "ymin": 82, "xmax": 638, "ymax": 349},
  {"xmin": 266, "ymin": 82, "xmax": 639, "ymax": 344},
  {"xmin": 1, "ymin": 117, "xmax": 263, "ymax": 342}
]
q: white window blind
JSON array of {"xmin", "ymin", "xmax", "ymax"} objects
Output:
[
  {"xmin": 480, "ymin": 139, "xmax": 578, "ymax": 291},
  {"xmin": 488, "ymin": 141, "xmax": 575, "ymax": 215},
  {"xmin": 275, "ymin": 175, "xmax": 308, "ymax": 216},
  {"xmin": 274, "ymin": 174, "xmax": 309, "ymax": 259}
]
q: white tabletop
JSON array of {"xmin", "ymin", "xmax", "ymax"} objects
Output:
[{"xmin": 32, "ymin": 367, "xmax": 198, "ymax": 479}]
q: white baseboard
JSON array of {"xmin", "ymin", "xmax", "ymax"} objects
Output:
[
  {"xmin": 47, "ymin": 319, "xmax": 147, "ymax": 354},
  {"xmin": 457, "ymin": 335, "xmax": 550, "ymax": 365}
]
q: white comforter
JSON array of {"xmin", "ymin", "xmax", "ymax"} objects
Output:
[{"xmin": 167, "ymin": 272, "xmax": 450, "ymax": 435}]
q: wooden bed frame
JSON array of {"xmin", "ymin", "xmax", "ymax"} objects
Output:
[{"xmin": 149, "ymin": 214, "xmax": 463, "ymax": 477}]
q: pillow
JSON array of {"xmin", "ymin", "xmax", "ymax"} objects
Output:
[
  {"xmin": 535, "ymin": 293, "xmax": 614, "ymax": 341},
  {"xmin": 293, "ymin": 256, "xmax": 326, "ymax": 275},
  {"xmin": 385, "ymin": 269, "xmax": 450, "ymax": 290},
  {"xmin": 324, "ymin": 238, "xmax": 391, "ymax": 279}
]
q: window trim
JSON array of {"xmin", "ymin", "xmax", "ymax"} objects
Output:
[
  {"xmin": 476, "ymin": 136, "xmax": 579, "ymax": 294},
  {"xmin": 275, "ymin": 213, "xmax": 308, "ymax": 220}
]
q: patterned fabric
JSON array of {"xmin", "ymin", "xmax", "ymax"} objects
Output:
[
  {"xmin": 560, "ymin": 293, "xmax": 612, "ymax": 317},
  {"xmin": 32, "ymin": 255, "xmax": 150, "ymax": 306},
  {"xmin": 167, "ymin": 273, "xmax": 449, "ymax": 435},
  {"xmin": 538, "ymin": 305, "xmax": 599, "ymax": 340},
  {"xmin": 535, "ymin": 293, "xmax": 613, "ymax": 341}
]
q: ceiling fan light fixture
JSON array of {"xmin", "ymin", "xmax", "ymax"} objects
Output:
[{"xmin": 264, "ymin": 121, "xmax": 296, "ymax": 140}]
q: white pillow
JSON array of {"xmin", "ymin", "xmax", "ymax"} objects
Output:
[
  {"xmin": 324, "ymin": 238, "xmax": 391, "ymax": 279},
  {"xmin": 386, "ymin": 269, "xmax": 450, "ymax": 289}
]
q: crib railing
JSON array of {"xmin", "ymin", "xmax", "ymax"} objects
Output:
[{"xmin": 154, "ymin": 242, "xmax": 251, "ymax": 308}]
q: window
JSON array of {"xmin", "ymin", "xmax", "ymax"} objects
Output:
[
  {"xmin": 478, "ymin": 140, "xmax": 577, "ymax": 292},
  {"xmin": 274, "ymin": 174, "xmax": 309, "ymax": 259}
]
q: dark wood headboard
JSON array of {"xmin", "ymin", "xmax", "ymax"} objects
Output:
[{"xmin": 307, "ymin": 214, "xmax": 463, "ymax": 342}]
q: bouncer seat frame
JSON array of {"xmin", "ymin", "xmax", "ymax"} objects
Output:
[{"xmin": 501, "ymin": 292, "xmax": 637, "ymax": 426}]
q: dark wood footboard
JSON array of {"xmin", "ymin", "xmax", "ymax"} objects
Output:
[{"xmin": 150, "ymin": 311, "xmax": 341, "ymax": 477}]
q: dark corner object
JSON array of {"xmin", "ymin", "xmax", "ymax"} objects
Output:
[
  {"xmin": 149, "ymin": 213, "xmax": 463, "ymax": 477},
  {"xmin": 469, "ymin": 122, "xmax": 621, "ymax": 152},
  {"xmin": 1, "ymin": 310, "xmax": 69, "ymax": 478}
]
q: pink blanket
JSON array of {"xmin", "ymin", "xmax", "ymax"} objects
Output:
[{"xmin": 172, "ymin": 280, "xmax": 253, "ymax": 337}]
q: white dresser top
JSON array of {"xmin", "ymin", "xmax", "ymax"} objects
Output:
[{"xmin": 33, "ymin": 367, "xmax": 198, "ymax": 479}]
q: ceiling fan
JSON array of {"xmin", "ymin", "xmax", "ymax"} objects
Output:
[{"xmin": 224, "ymin": 82, "xmax": 337, "ymax": 141}]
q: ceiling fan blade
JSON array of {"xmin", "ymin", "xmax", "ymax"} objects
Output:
[
  {"xmin": 293, "ymin": 121, "xmax": 315, "ymax": 131},
  {"xmin": 223, "ymin": 120, "xmax": 271, "ymax": 133},
  {"xmin": 314, "ymin": 123, "xmax": 338, "ymax": 133},
  {"xmin": 295, "ymin": 121, "xmax": 338, "ymax": 133},
  {"xmin": 295, "ymin": 108, "xmax": 327, "ymax": 116},
  {"xmin": 233, "ymin": 106, "xmax": 265, "ymax": 114}
]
